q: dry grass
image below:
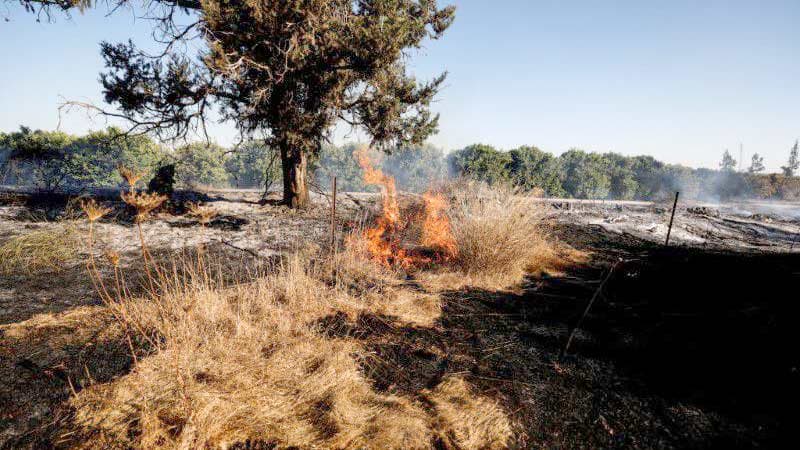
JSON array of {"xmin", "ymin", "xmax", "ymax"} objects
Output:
[
  {"xmin": 66, "ymin": 248, "xmax": 510, "ymax": 448},
  {"xmin": 0, "ymin": 223, "xmax": 81, "ymax": 275},
  {"xmin": 419, "ymin": 181, "xmax": 566, "ymax": 291}
]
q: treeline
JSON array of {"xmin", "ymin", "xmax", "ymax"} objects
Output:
[
  {"xmin": 2, "ymin": 126, "xmax": 799, "ymax": 201},
  {"xmin": 447, "ymin": 144, "xmax": 800, "ymax": 201},
  {"xmin": 0, "ymin": 127, "xmax": 278, "ymax": 192}
]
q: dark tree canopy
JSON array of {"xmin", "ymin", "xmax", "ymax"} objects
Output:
[{"xmin": 19, "ymin": 0, "xmax": 456, "ymax": 207}]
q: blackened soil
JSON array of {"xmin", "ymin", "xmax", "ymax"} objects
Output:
[{"xmin": 351, "ymin": 223, "xmax": 798, "ymax": 448}]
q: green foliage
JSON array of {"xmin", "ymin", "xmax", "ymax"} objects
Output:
[
  {"xmin": 508, "ymin": 146, "xmax": 565, "ymax": 196},
  {"xmin": 448, "ymin": 144, "xmax": 512, "ymax": 186},
  {"xmin": 4, "ymin": 125, "xmax": 800, "ymax": 201},
  {"xmin": 629, "ymin": 156, "xmax": 665, "ymax": 200},
  {"xmin": 315, "ymin": 143, "xmax": 446, "ymax": 193},
  {"xmin": 225, "ymin": 141, "xmax": 280, "ymax": 190},
  {"xmin": 71, "ymin": 128, "xmax": 163, "ymax": 187},
  {"xmin": 0, "ymin": 126, "xmax": 162, "ymax": 191},
  {"xmin": 175, "ymin": 143, "xmax": 228, "ymax": 188},
  {"xmin": 603, "ymin": 153, "xmax": 638, "ymax": 200},
  {"xmin": 315, "ymin": 143, "xmax": 369, "ymax": 192},
  {"xmin": 558, "ymin": 149, "xmax": 611, "ymax": 199},
  {"xmin": 383, "ymin": 144, "xmax": 447, "ymax": 193},
  {"xmin": 0, "ymin": 126, "xmax": 76, "ymax": 191}
]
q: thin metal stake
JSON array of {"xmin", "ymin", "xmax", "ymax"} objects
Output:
[
  {"xmin": 560, "ymin": 261, "xmax": 620, "ymax": 358},
  {"xmin": 330, "ymin": 176, "xmax": 337, "ymax": 255},
  {"xmin": 665, "ymin": 191, "xmax": 680, "ymax": 246}
]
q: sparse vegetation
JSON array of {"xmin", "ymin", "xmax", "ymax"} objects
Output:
[{"xmin": 0, "ymin": 223, "xmax": 80, "ymax": 275}]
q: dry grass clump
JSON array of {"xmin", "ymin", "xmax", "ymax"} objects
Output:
[
  {"xmin": 429, "ymin": 181, "xmax": 560, "ymax": 290},
  {"xmin": 426, "ymin": 377, "xmax": 513, "ymax": 449},
  {"xmin": 186, "ymin": 201, "xmax": 218, "ymax": 226},
  {"xmin": 0, "ymin": 224, "xmax": 81, "ymax": 275},
  {"xmin": 68, "ymin": 251, "xmax": 509, "ymax": 449}
]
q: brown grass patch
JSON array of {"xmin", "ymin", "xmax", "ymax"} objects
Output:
[
  {"xmin": 0, "ymin": 223, "xmax": 81, "ymax": 275},
  {"xmin": 66, "ymin": 250, "xmax": 509, "ymax": 448},
  {"xmin": 427, "ymin": 377, "xmax": 513, "ymax": 449}
]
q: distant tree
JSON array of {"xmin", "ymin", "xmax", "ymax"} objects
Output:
[
  {"xmin": 0, "ymin": 126, "xmax": 77, "ymax": 191},
  {"xmin": 558, "ymin": 149, "xmax": 611, "ymax": 199},
  {"xmin": 175, "ymin": 143, "xmax": 228, "ymax": 189},
  {"xmin": 720, "ymin": 150, "xmax": 737, "ymax": 173},
  {"xmin": 71, "ymin": 127, "xmax": 163, "ymax": 187},
  {"xmin": 629, "ymin": 155, "xmax": 665, "ymax": 200},
  {"xmin": 603, "ymin": 153, "xmax": 638, "ymax": 200},
  {"xmin": 746, "ymin": 173, "xmax": 777, "ymax": 199},
  {"xmin": 661, "ymin": 164, "xmax": 700, "ymax": 199},
  {"xmin": 781, "ymin": 140, "xmax": 799, "ymax": 177},
  {"xmin": 383, "ymin": 144, "xmax": 447, "ymax": 192},
  {"xmin": 448, "ymin": 144, "xmax": 511, "ymax": 185},
  {"xmin": 0, "ymin": 126, "xmax": 162, "ymax": 190},
  {"xmin": 507, "ymin": 145, "xmax": 565, "ymax": 196},
  {"xmin": 315, "ymin": 143, "xmax": 369, "ymax": 193},
  {"xmin": 225, "ymin": 141, "xmax": 280, "ymax": 193},
  {"xmin": 748, "ymin": 153, "xmax": 765, "ymax": 174}
]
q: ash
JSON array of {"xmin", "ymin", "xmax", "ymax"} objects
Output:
[{"xmin": 543, "ymin": 198, "xmax": 800, "ymax": 251}]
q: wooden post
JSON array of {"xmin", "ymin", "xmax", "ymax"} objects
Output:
[
  {"xmin": 665, "ymin": 191, "xmax": 680, "ymax": 246},
  {"xmin": 330, "ymin": 176, "xmax": 337, "ymax": 255}
]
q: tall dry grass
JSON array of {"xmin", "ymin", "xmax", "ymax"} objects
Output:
[
  {"xmin": 0, "ymin": 224, "xmax": 81, "ymax": 275},
  {"xmin": 67, "ymin": 243, "xmax": 511, "ymax": 449},
  {"xmin": 420, "ymin": 181, "xmax": 566, "ymax": 290}
]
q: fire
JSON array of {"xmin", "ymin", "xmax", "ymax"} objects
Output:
[
  {"xmin": 353, "ymin": 147, "xmax": 410, "ymax": 267},
  {"xmin": 421, "ymin": 191, "xmax": 458, "ymax": 260},
  {"xmin": 352, "ymin": 147, "xmax": 456, "ymax": 268}
]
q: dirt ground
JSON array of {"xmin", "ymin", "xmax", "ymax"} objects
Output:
[{"xmin": 0, "ymin": 189, "xmax": 797, "ymax": 448}]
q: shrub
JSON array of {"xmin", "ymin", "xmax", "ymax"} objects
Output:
[{"xmin": 440, "ymin": 181, "xmax": 561, "ymax": 290}]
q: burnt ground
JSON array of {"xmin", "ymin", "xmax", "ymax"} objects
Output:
[
  {"xmin": 344, "ymin": 224, "xmax": 798, "ymax": 448},
  {"xmin": 1, "ymin": 190, "xmax": 798, "ymax": 448}
]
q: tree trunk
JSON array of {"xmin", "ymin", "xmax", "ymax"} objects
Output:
[{"xmin": 280, "ymin": 144, "xmax": 309, "ymax": 209}]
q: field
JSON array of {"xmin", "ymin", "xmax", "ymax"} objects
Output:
[{"xmin": 0, "ymin": 187, "xmax": 796, "ymax": 448}]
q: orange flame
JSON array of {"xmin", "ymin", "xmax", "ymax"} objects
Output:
[
  {"xmin": 353, "ymin": 147, "xmax": 457, "ymax": 268},
  {"xmin": 421, "ymin": 191, "xmax": 458, "ymax": 260},
  {"xmin": 354, "ymin": 147, "xmax": 411, "ymax": 267}
]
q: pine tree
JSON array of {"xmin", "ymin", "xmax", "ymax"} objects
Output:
[
  {"xmin": 781, "ymin": 140, "xmax": 799, "ymax": 177},
  {"xmin": 748, "ymin": 153, "xmax": 765, "ymax": 173},
  {"xmin": 19, "ymin": 0, "xmax": 455, "ymax": 208},
  {"xmin": 720, "ymin": 149, "xmax": 737, "ymax": 173}
]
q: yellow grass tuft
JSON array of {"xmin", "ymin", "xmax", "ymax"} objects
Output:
[
  {"xmin": 427, "ymin": 377, "xmax": 513, "ymax": 449},
  {"xmin": 0, "ymin": 224, "xmax": 81, "ymax": 275},
  {"xmin": 421, "ymin": 181, "xmax": 562, "ymax": 290}
]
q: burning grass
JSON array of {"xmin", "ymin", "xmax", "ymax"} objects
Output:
[
  {"xmin": 347, "ymin": 147, "xmax": 574, "ymax": 290},
  {"xmin": 0, "ymin": 223, "xmax": 81, "ymax": 275}
]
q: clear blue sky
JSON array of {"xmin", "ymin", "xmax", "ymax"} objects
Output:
[{"xmin": 1, "ymin": 0, "xmax": 798, "ymax": 172}]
